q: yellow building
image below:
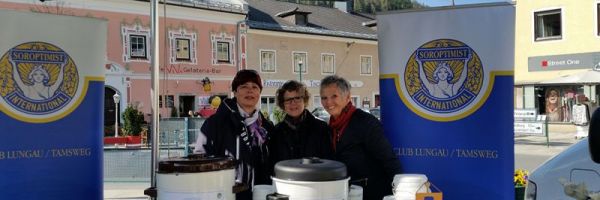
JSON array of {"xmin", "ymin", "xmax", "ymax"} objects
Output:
[{"xmin": 515, "ymin": 0, "xmax": 600, "ymax": 123}]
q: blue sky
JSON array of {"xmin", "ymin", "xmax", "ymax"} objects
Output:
[{"xmin": 415, "ymin": 0, "xmax": 511, "ymax": 7}]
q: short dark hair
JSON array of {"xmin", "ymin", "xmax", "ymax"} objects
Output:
[
  {"xmin": 276, "ymin": 80, "xmax": 310, "ymax": 109},
  {"xmin": 320, "ymin": 75, "xmax": 351, "ymax": 95},
  {"xmin": 231, "ymin": 69, "xmax": 262, "ymax": 92}
]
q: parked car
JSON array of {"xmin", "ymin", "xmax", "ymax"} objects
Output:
[
  {"xmin": 369, "ymin": 107, "xmax": 381, "ymax": 120},
  {"xmin": 524, "ymin": 138, "xmax": 600, "ymax": 200},
  {"xmin": 311, "ymin": 107, "xmax": 330, "ymax": 123},
  {"xmin": 525, "ymin": 109, "xmax": 600, "ymax": 200}
]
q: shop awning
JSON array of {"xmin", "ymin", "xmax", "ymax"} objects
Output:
[{"xmin": 538, "ymin": 69, "xmax": 600, "ymax": 85}]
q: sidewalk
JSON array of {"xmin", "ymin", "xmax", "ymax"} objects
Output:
[
  {"xmin": 104, "ymin": 182, "xmax": 149, "ymax": 200},
  {"xmin": 514, "ymin": 124, "xmax": 584, "ymax": 172},
  {"xmin": 515, "ymin": 124, "xmax": 580, "ymax": 156}
]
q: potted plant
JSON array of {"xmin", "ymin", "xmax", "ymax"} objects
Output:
[
  {"xmin": 123, "ymin": 104, "xmax": 145, "ymax": 137},
  {"xmin": 514, "ymin": 169, "xmax": 528, "ymax": 200}
]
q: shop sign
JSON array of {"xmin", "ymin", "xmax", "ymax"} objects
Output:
[
  {"xmin": 160, "ymin": 65, "xmax": 223, "ymax": 74},
  {"xmin": 263, "ymin": 79, "xmax": 364, "ymax": 88},
  {"xmin": 528, "ymin": 52, "xmax": 600, "ymax": 71}
]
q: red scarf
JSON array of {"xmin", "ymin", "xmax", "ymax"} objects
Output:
[{"xmin": 329, "ymin": 102, "xmax": 356, "ymax": 151}]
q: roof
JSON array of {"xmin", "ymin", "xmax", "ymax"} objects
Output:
[
  {"xmin": 538, "ymin": 69, "xmax": 600, "ymax": 85},
  {"xmin": 163, "ymin": 0, "xmax": 248, "ymax": 14},
  {"xmin": 246, "ymin": 0, "xmax": 377, "ymax": 40}
]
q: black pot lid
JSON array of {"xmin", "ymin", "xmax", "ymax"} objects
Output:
[
  {"xmin": 157, "ymin": 154, "xmax": 235, "ymax": 173},
  {"xmin": 274, "ymin": 157, "xmax": 347, "ymax": 181}
]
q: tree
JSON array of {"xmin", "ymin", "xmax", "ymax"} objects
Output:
[{"xmin": 122, "ymin": 105, "xmax": 145, "ymax": 136}]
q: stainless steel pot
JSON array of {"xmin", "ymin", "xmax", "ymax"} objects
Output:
[{"xmin": 271, "ymin": 157, "xmax": 349, "ymax": 200}]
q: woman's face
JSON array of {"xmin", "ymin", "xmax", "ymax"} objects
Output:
[
  {"xmin": 320, "ymin": 84, "xmax": 350, "ymax": 119},
  {"xmin": 32, "ymin": 70, "xmax": 45, "ymax": 83},
  {"xmin": 437, "ymin": 67, "xmax": 449, "ymax": 81},
  {"xmin": 548, "ymin": 90, "xmax": 559, "ymax": 104},
  {"xmin": 283, "ymin": 90, "xmax": 305, "ymax": 118},
  {"xmin": 234, "ymin": 82, "xmax": 261, "ymax": 111}
]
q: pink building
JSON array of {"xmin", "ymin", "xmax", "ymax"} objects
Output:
[{"xmin": 0, "ymin": 0, "xmax": 248, "ymax": 125}]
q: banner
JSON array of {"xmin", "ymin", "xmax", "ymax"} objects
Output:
[
  {"xmin": 0, "ymin": 10, "xmax": 106, "ymax": 199},
  {"xmin": 377, "ymin": 3, "xmax": 515, "ymax": 199}
]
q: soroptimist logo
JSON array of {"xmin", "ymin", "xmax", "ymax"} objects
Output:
[
  {"xmin": 403, "ymin": 39, "xmax": 484, "ymax": 120},
  {"xmin": 0, "ymin": 42, "xmax": 79, "ymax": 122}
]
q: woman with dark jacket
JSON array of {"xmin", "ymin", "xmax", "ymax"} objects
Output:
[
  {"xmin": 194, "ymin": 69, "xmax": 275, "ymax": 200},
  {"xmin": 320, "ymin": 75, "xmax": 402, "ymax": 200},
  {"xmin": 270, "ymin": 80, "xmax": 333, "ymax": 164}
]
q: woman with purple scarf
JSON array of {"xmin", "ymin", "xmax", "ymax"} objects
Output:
[{"xmin": 194, "ymin": 69, "xmax": 275, "ymax": 200}]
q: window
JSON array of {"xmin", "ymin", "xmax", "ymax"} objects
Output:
[
  {"xmin": 130, "ymin": 35, "xmax": 147, "ymax": 59},
  {"xmin": 293, "ymin": 52, "xmax": 307, "ymax": 73},
  {"xmin": 261, "ymin": 50, "xmax": 276, "ymax": 72},
  {"xmin": 598, "ymin": 4, "xmax": 600, "ymax": 36},
  {"xmin": 351, "ymin": 96, "xmax": 360, "ymax": 108},
  {"xmin": 296, "ymin": 14, "xmax": 307, "ymax": 26},
  {"xmin": 360, "ymin": 56, "xmax": 372, "ymax": 75},
  {"xmin": 261, "ymin": 96, "xmax": 276, "ymax": 118},
  {"xmin": 159, "ymin": 95, "xmax": 163, "ymax": 108},
  {"xmin": 175, "ymin": 38, "xmax": 190, "ymax": 61},
  {"xmin": 534, "ymin": 9, "xmax": 562, "ymax": 41},
  {"xmin": 166, "ymin": 95, "xmax": 175, "ymax": 108},
  {"xmin": 211, "ymin": 33, "xmax": 235, "ymax": 65},
  {"xmin": 322, "ymin": 54, "xmax": 335, "ymax": 74},
  {"xmin": 122, "ymin": 23, "xmax": 150, "ymax": 62},
  {"xmin": 313, "ymin": 95, "xmax": 321, "ymax": 108},
  {"xmin": 169, "ymin": 29, "xmax": 197, "ymax": 64},
  {"xmin": 217, "ymin": 42, "xmax": 230, "ymax": 62}
]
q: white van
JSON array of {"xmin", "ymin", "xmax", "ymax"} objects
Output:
[{"xmin": 525, "ymin": 109, "xmax": 600, "ymax": 200}]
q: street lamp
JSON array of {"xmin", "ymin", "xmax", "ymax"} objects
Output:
[
  {"xmin": 298, "ymin": 59, "xmax": 303, "ymax": 82},
  {"xmin": 113, "ymin": 93, "xmax": 120, "ymax": 138}
]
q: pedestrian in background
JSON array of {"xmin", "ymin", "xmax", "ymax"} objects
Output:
[
  {"xmin": 319, "ymin": 75, "xmax": 401, "ymax": 200},
  {"xmin": 193, "ymin": 69, "xmax": 275, "ymax": 200},
  {"xmin": 270, "ymin": 80, "xmax": 333, "ymax": 164}
]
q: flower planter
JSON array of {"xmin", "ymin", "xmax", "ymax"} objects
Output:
[{"xmin": 515, "ymin": 186, "xmax": 525, "ymax": 200}]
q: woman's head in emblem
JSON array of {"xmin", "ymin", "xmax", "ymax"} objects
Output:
[
  {"xmin": 28, "ymin": 65, "xmax": 50, "ymax": 85},
  {"xmin": 433, "ymin": 62, "xmax": 453, "ymax": 82}
]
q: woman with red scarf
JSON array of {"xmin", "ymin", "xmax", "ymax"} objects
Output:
[{"xmin": 320, "ymin": 75, "xmax": 401, "ymax": 200}]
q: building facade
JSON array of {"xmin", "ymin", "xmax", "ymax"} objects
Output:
[
  {"xmin": 245, "ymin": 0, "xmax": 379, "ymax": 115},
  {"xmin": 0, "ymin": 0, "xmax": 246, "ymax": 125},
  {"xmin": 515, "ymin": 0, "xmax": 600, "ymax": 122}
]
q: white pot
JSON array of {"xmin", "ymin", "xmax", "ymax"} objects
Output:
[
  {"xmin": 272, "ymin": 177, "xmax": 350, "ymax": 200},
  {"xmin": 156, "ymin": 155, "xmax": 236, "ymax": 200}
]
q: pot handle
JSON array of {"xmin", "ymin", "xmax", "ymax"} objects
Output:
[
  {"xmin": 232, "ymin": 183, "xmax": 249, "ymax": 193},
  {"xmin": 349, "ymin": 178, "xmax": 368, "ymax": 187}
]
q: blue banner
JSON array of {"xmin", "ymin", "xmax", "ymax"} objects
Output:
[
  {"xmin": 377, "ymin": 3, "xmax": 515, "ymax": 199},
  {"xmin": 0, "ymin": 10, "xmax": 106, "ymax": 200}
]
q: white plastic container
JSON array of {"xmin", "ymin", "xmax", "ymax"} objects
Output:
[
  {"xmin": 253, "ymin": 185, "xmax": 274, "ymax": 200},
  {"xmin": 392, "ymin": 174, "xmax": 430, "ymax": 200},
  {"xmin": 348, "ymin": 185, "xmax": 363, "ymax": 200}
]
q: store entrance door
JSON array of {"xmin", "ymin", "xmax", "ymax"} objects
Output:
[{"xmin": 179, "ymin": 95, "xmax": 195, "ymax": 117}]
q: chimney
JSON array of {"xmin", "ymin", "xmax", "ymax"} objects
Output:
[{"xmin": 334, "ymin": 0, "xmax": 353, "ymax": 13}]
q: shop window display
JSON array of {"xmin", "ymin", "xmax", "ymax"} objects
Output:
[{"xmin": 542, "ymin": 86, "xmax": 585, "ymax": 123}]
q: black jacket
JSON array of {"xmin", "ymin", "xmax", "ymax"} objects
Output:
[
  {"xmin": 270, "ymin": 110, "xmax": 333, "ymax": 164},
  {"xmin": 200, "ymin": 98, "xmax": 275, "ymax": 200},
  {"xmin": 334, "ymin": 109, "xmax": 402, "ymax": 200}
]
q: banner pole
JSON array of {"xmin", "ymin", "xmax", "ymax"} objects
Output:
[{"xmin": 150, "ymin": 0, "xmax": 160, "ymax": 194}]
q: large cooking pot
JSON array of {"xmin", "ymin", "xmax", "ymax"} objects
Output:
[
  {"xmin": 156, "ymin": 154, "xmax": 236, "ymax": 200},
  {"xmin": 271, "ymin": 157, "xmax": 349, "ymax": 200}
]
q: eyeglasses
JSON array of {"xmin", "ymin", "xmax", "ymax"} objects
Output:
[{"xmin": 283, "ymin": 96, "xmax": 304, "ymax": 104}]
